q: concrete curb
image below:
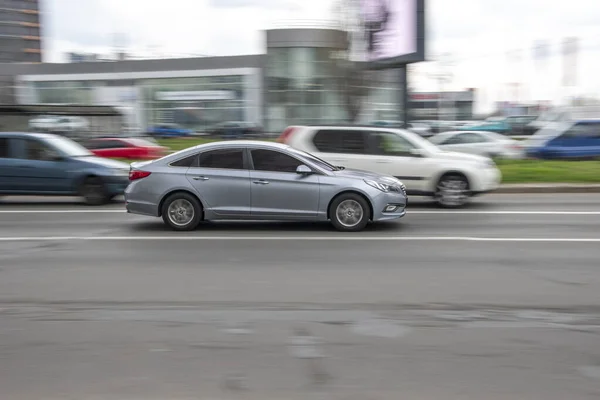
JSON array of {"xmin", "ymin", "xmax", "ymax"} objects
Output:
[{"xmin": 496, "ymin": 184, "xmax": 600, "ymax": 194}]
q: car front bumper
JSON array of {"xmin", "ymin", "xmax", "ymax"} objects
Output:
[
  {"xmin": 370, "ymin": 190, "xmax": 408, "ymax": 222},
  {"xmin": 471, "ymin": 167, "xmax": 502, "ymax": 194}
]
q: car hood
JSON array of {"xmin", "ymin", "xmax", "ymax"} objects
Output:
[
  {"xmin": 76, "ymin": 156, "xmax": 130, "ymax": 169},
  {"xmin": 332, "ymin": 168, "xmax": 400, "ymax": 184}
]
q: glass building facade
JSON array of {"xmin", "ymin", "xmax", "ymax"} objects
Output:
[
  {"xmin": 139, "ymin": 76, "xmax": 249, "ymax": 132},
  {"xmin": 266, "ymin": 47, "xmax": 348, "ymax": 132},
  {"xmin": 11, "ymin": 28, "xmax": 461, "ymax": 133}
]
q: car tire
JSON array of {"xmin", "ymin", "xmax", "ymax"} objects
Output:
[
  {"xmin": 161, "ymin": 192, "xmax": 202, "ymax": 231},
  {"xmin": 434, "ymin": 173, "xmax": 470, "ymax": 208},
  {"xmin": 80, "ymin": 176, "xmax": 110, "ymax": 206},
  {"xmin": 329, "ymin": 193, "xmax": 370, "ymax": 232}
]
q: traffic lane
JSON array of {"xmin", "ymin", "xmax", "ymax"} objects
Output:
[
  {"xmin": 1, "ymin": 240, "xmax": 600, "ymax": 307},
  {"xmin": 2, "ymin": 210, "xmax": 600, "ymax": 238},
  {"xmin": 1, "ymin": 307, "xmax": 600, "ymax": 400},
  {"xmin": 2, "ymin": 193, "xmax": 600, "ymax": 211}
]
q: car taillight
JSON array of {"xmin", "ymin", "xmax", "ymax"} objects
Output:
[
  {"xmin": 129, "ymin": 170, "xmax": 151, "ymax": 181},
  {"xmin": 277, "ymin": 126, "xmax": 296, "ymax": 143}
]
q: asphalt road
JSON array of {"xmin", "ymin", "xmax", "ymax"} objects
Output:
[{"xmin": 1, "ymin": 194, "xmax": 600, "ymax": 399}]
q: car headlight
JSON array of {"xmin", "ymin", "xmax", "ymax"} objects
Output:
[{"xmin": 364, "ymin": 179, "xmax": 392, "ymax": 192}]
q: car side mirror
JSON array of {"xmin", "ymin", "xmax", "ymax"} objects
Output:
[
  {"xmin": 296, "ymin": 165, "xmax": 313, "ymax": 175},
  {"xmin": 409, "ymin": 148, "xmax": 425, "ymax": 158}
]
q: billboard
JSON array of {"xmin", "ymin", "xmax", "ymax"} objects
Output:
[{"xmin": 349, "ymin": 0, "xmax": 425, "ymax": 67}]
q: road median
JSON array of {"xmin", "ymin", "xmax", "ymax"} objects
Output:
[{"xmin": 496, "ymin": 183, "xmax": 600, "ymax": 194}]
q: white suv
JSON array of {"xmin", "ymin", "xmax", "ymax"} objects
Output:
[{"xmin": 280, "ymin": 125, "xmax": 501, "ymax": 207}]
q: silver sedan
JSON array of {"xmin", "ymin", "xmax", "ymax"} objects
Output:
[{"xmin": 124, "ymin": 141, "xmax": 407, "ymax": 232}]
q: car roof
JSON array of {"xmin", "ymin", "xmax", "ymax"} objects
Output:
[
  {"xmin": 0, "ymin": 131, "xmax": 61, "ymax": 140},
  {"xmin": 200, "ymin": 140, "xmax": 288, "ymax": 149}
]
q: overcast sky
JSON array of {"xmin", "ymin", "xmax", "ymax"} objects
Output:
[{"xmin": 42, "ymin": 0, "xmax": 600, "ymax": 111}]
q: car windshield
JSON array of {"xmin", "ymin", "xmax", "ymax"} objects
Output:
[
  {"xmin": 290, "ymin": 148, "xmax": 338, "ymax": 171},
  {"xmin": 43, "ymin": 135, "xmax": 93, "ymax": 157}
]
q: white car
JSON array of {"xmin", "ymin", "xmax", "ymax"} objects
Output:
[
  {"xmin": 280, "ymin": 125, "xmax": 501, "ymax": 207},
  {"xmin": 29, "ymin": 115, "xmax": 89, "ymax": 132},
  {"xmin": 429, "ymin": 130, "xmax": 524, "ymax": 159}
]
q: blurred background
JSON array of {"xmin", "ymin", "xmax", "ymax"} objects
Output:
[{"xmin": 0, "ymin": 0, "xmax": 597, "ymax": 140}]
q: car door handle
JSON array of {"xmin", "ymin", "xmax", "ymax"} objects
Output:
[
  {"xmin": 330, "ymin": 158, "xmax": 347, "ymax": 162},
  {"xmin": 376, "ymin": 160, "xmax": 392, "ymax": 164},
  {"xmin": 192, "ymin": 176, "xmax": 209, "ymax": 181},
  {"xmin": 253, "ymin": 180, "xmax": 269, "ymax": 185}
]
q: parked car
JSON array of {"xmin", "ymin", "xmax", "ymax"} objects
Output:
[
  {"xmin": 125, "ymin": 141, "xmax": 407, "ymax": 232},
  {"xmin": 148, "ymin": 124, "xmax": 194, "ymax": 138},
  {"xmin": 462, "ymin": 117, "xmax": 511, "ymax": 134},
  {"xmin": 0, "ymin": 132, "xmax": 130, "ymax": 205},
  {"xmin": 206, "ymin": 122, "xmax": 262, "ymax": 138},
  {"xmin": 86, "ymin": 137, "xmax": 169, "ymax": 160},
  {"xmin": 429, "ymin": 130, "xmax": 524, "ymax": 159},
  {"xmin": 505, "ymin": 115, "xmax": 537, "ymax": 135},
  {"xmin": 524, "ymin": 119, "xmax": 600, "ymax": 159},
  {"xmin": 29, "ymin": 115, "xmax": 89, "ymax": 133},
  {"xmin": 279, "ymin": 125, "xmax": 501, "ymax": 207}
]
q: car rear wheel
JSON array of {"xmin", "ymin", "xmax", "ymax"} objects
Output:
[
  {"xmin": 329, "ymin": 193, "xmax": 370, "ymax": 232},
  {"xmin": 435, "ymin": 173, "xmax": 470, "ymax": 208},
  {"xmin": 80, "ymin": 177, "xmax": 110, "ymax": 206},
  {"xmin": 161, "ymin": 192, "xmax": 202, "ymax": 231}
]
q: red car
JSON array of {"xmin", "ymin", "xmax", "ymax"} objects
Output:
[{"xmin": 87, "ymin": 137, "xmax": 169, "ymax": 160}]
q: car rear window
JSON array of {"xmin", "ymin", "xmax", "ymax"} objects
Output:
[{"xmin": 312, "ymin": 129, "xmax": 367, "ymax": 154}]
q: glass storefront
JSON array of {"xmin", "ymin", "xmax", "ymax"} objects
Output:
[
  {"xmin": 24, "ymin": 73, "xmax": 259, "ymax": 133},
  {"xmin": 32, "ymin": 81, "xmax": 96, "ymax": 105},
  {"xmin": 139, "ymin": 76, "xmax": 249, "ymax": 132}
]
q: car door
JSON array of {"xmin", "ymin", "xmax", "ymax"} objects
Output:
[
  {"xmin": 0, "ymin": 136, "xmax": 16, "ymax": 192},
  {"xmin": 364, "ymin": 130, "xmax": 436, "ymax": 194},
  {"xmin": 9, "ymin": 137, "xmax": 71, "ymax": 193},
  {"xmin": 185, "ymin": 147, "xmax": 251, "ymax": 216},
  {"xmin": 249, "ymin": 148, "xmax": 320, "ymax": 218}
]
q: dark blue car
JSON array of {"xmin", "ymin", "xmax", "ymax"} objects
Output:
[
  {"xmin": 525, "ymin": 119, "xmax": 600, "ymax": 159},
  {"xmin": 147, "ymin": 123, "xmax": 193, "ymax": 138},
  {"xmin": 0, "ymin": 132, "xmax": 130, "ymax": 204}
]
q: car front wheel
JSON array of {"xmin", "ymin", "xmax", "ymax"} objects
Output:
[
  {"xmin": 161, "ymin": 192, "xmax": 202, "ymax": 231},
  {"xmin": 434, "ymin": 173, "xmax": 470, "ymax": 208},
  {"xmin": 329, "ymin": 193, "xmax": 370, "ymax": 232}
]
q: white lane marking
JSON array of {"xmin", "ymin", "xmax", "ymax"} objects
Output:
[
  {"xmin": 0, "ymin": 209, "xmax": 124, "ymax": 213},
  {"xmin": 2, "ymin": 209, "xmax": 600, "ymax": 215},
  {"xmin": 0, "ymin": 236, "xmax": 600, "ymax": 242}
]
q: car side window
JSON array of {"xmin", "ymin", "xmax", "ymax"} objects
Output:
[
  {"xmin": 251, "ymin": 149, "xmax": 303, "ymax": 173},
  {"xmin": 312, "ymin": 129, "xmax": 367, "ymax": 154},
  {"xmin": 369, "ymin": 132, "xmax": 416, "ymax": 156},
  {"xmin": 444, "ymin": 132, "xmax": 485, "ymax": 145},
  {"xmin": 0, "ymin": 138, "xmax": 8, "ymax": 158},
  {"xmin": 24, "ymin": 139, "xmax": 59, "ymax": 161},
  {"xmin": 198, "ymin": 148, "xmax": 244, "ymax": 170},
  {"xmin": 170, "ymin": 154, "xmax": 198, "ymax": 168},
  {"xmin": 562, "ymin": 123, "xmax": 600, "ymax": 139}
]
